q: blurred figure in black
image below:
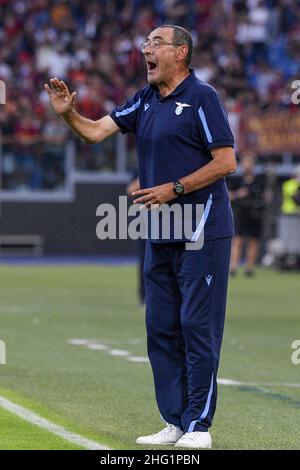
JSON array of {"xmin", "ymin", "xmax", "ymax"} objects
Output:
[
  {"xmin": 126, "ymin": 175, "xmax": 146, "ymax": 305},
  {"xmin": 229, "ymin": 152, "xmax": 265, "ymax": 276}
]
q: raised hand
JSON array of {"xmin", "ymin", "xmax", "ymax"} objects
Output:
[{"xmin": 44, "ymin": 78, "xmax": 76, "ymax": 116}]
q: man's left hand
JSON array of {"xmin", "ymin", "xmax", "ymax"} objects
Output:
[{"xmin": 132, "ymin": 182, "xmax": 176, "ymax": 209}]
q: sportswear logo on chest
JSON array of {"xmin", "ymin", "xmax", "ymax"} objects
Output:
[
  {"xmin": 175, "ymin": 102, "xmax": 191, "ymax": 115},
  {"xmin": 144, "ymin": 103, "xmax": 150, "ymax": 111},
  {"xmin": 205, "ymin": 274, "xmax": 213, "ymax": 286}
]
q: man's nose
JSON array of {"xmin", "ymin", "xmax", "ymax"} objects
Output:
[
  {"xmin": 143, "ymin": 42, "xmax": 155, "ymax": 54},
  {"xmin": 144, "ymin": 49, "xmax": 155, "ymax": 60}
]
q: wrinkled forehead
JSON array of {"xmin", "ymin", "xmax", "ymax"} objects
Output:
[{"xmin": 148, "ymin": 27, "xmax": 174, "ymax": 42}]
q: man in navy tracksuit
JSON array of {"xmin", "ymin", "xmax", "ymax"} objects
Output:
[{"xmin": 45, "ymin": 25, "xmax": 236, "ymax": 449}]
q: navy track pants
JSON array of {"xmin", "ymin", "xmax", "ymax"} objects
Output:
[{"xmin": 144, "ymin": 237, "xmax": 232, "ymax": 433}]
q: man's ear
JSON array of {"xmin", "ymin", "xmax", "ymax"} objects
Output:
[{"xmin": 175, "ymin": 44, "xmax": 188, "ymax": 64}]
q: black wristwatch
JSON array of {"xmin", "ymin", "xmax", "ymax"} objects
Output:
[{"xmin": 173, "ymin": 180, "xmax": 185, "ymax": 196}]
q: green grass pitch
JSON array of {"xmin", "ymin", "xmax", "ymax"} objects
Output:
[{"xmin": 0, "ymin": 263, "xmax": 299, "ymax": 450}]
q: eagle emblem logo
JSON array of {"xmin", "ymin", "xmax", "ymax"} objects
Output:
[{"xmin": 175, "ymin": 102, "xmax": 191, "ymax": 115}]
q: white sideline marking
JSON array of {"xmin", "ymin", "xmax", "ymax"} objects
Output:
[
  {"xmin": 87, "ymin": 344, "xmax": 109, "ymax": 350},
  {"xmin": 127, "ymin": 356, "xmax": 149, "ymax": 363},
  {"xmin": 109, "ymin": 349, "xmax": 130, "ymax": 356},
  {"xmin": 67, "ymin": 339, "xmax": 91, "ymax": 346},
  {"xmin": 67, "ymin": 340, "xmax": 300, "ymax": 389},
  {"xmin": 0, "ymin": 396, "xmax": 110, "ymax": 450},
  {"xmin": 218, "ymin": 378, "xmax": 300, "ymax": 388},
  {"xmin": 218, "ymin": 378, "xmax": 243, "ymax": 386},
  {"xmin": 68, "ymin": 338, "xmax": 149, "ymax": 364}
]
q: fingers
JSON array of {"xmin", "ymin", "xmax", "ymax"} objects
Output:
[
  {"xmin": 59, "ymin": 80, "xmax": 70, "ymax": 94},
  {"xmin": 70, "ymin": 91, "xmax": 76, "ymax": 106},
  {"xmin": 44, "ymin": 83, "xmax": 52, "ymax": 96},
  {"xmin": 49, "ymin": 78, "xmax": 66, "ymax": 93},
  {"xmin": 132, "ymin": 188, "xmax": 149, "ymax": 196},
  {"xmin": 132, "ymin": 188, "xmax": 152, "ymax": 204},
  {"xmin": 133, "ymin": 193, "xmax": 153, "ymax": 204},
  {"xmin": 49, "ymin": 78, "xmax": 59, "ymax": 92},
  {"xmin": 46, "ymin": 78, "xmax": 74, "ymax": 103}
]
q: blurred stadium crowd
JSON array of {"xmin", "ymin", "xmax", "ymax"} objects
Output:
[{"xmin": 0, "ymin": 0, "xmax": 300, "ymax": 190}]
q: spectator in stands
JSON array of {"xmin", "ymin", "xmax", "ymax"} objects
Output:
[{"xmin": 0, "ymin": 0, "xmax": 299, "ymax": 189}]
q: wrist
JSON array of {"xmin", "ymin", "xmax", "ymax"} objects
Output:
[
  {"xmin": 173, "ymin": 180, "xmax": 185, "ymax": 197},
  {"xmin": 61, "ymin": 108, "xmax": 76, "ymax": 120}
]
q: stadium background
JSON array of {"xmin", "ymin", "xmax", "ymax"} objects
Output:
[
  {"xmin": 0, "ymin": 0, "xmax": 300, "ymax": 451},
  {"xmin": 0, "ymin": 0, "xmax": 300, "ymax": 256}
]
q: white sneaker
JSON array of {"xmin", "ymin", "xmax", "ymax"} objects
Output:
[
  {"xmin": 175, "ymin": 431, "xmax": 212, "ymax": 449},
  {"xmin": 136, "ymin": 424, "xmax": 183, "ymax": 445}
]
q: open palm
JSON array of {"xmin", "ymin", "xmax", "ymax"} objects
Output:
[{"xmin": 44, "ymin": 78, "xmax": 76, "ymax": 116}]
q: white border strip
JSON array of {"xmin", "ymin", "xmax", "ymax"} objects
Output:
[
  {"xmin": 191, "ymin": 193, "xmax": 212, "ymax": 242},
  {"xmin": 0, "ymin": 395, "xmax": 110, "ymax": 450}
]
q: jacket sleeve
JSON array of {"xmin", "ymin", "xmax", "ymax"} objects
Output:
[
  {"xmin": 110, "ymin": 90, "xmax": 143, "ymax": 134},
  {"xmin": 196, "ymin": 86, "xmax": 234, "ymax": 150}
]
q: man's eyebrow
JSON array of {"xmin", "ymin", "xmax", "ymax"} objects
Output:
[{"xmin": 146, "ymin": 35, "xmax": 165, "ymax": 41}]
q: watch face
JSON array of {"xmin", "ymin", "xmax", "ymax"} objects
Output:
[{"xmin": 175, "ymin": 183, "xmax": 184, "ymax": 195}]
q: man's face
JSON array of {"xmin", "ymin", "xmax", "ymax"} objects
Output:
[{"xmin": 143, "ymin": 27, "xmax": 178, "ymax": 85}]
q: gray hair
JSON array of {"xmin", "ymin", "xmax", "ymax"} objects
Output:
[{"xmin": 160, "ymin": 24, "xmax": 193, "ymax": 67}]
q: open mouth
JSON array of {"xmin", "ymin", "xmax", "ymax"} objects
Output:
[{"xmin": 147, "ymin": 61, "xmax": 157, "ymax": 71}]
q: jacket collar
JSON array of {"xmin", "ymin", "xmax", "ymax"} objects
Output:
[{"xmin": 151, "ymin": 68, "xmax": 197, "ymax": 101}]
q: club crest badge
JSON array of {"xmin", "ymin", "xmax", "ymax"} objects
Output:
[{"xmin": 175, "ymin": 102, "xmax": 191, "ymax": 115}]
